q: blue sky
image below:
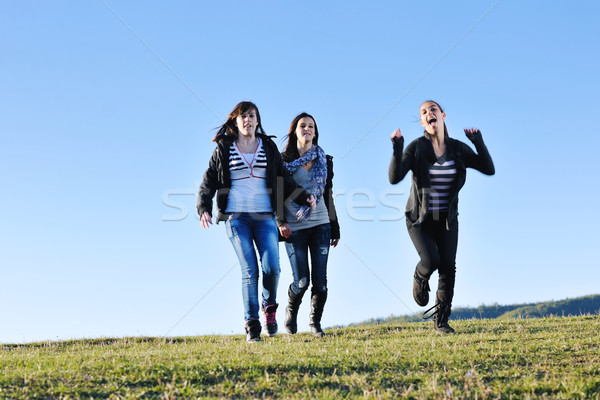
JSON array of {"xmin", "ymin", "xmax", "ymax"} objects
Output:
[{"xmin": 1, "ymin": 1, "xmax": 599, "ymax": 343}]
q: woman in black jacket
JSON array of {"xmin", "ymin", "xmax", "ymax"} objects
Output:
[
  {"xmin": 279, "ymin": 112, "xmax": 340, "ymax": 337},
  {"xmin": 197, "ymin": 101, "xmax": 315, "ymax": 343},
  {"xmin": 389, "ymin": 100, "xmax": 495, "ymax": 333}
]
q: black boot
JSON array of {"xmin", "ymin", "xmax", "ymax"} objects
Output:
[
  {"xmin": 309, "ymin": 289, "xmax": 327, "ymax": 337},
  {"xmin": 412, "ymin": 270, "xmax": 430, "ymax": 307},
  {"xmin": 433, "ymin": 301, "xmax": 455, "ymax": 334},
  {"xmin": 285, "ymin": 285, "xmax": 304, "ymax": 334},
  {"xmin": 433, "ymin": 274, "xmax": 455, "ymax": 333},
  {"xmin": 244, "ymin": 319, "xmax": 262, "ymax": 343},
  {"xmin": 423, "ymin": 301, "xmax": 455, "ymax": 334}
]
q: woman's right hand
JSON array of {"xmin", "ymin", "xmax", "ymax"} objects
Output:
[
  {"xmin": 390, "ymin": 128, "xmax": 402, "ymax": 139},
  {"xmin": 307, "ymin": 195, "xmax": 317, "ymax": 210},
  {"xmin": 200, "ymin": 211, "xmax": 213, "ymax": 229},
  {"xmin": 278, "ymin": 223, "xmax": 292, "ymax": 239}
]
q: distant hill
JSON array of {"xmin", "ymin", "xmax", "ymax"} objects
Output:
[{"xmin": 348, "ymin": 294, "xmax": 600, "ymax": 327}]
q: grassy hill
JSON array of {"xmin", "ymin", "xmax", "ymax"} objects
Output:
[
  {"xmin": 354, "ymin": 294, "xmax": 600, "ymax": 326},
  {"xmin": 1, "ymin": 316, "xmax": 599, "ymax": 399}
]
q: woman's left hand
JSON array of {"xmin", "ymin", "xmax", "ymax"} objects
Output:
[
  {"xmin": 307, "ymin": 195, "xmax": 317, "ymax": 209},
  {"xmin": 464, "ymin": 128, "xmax": 482, "ymax": 141},
  {"xmin": 330, "ymin": 239, "xmax": 339, "ymax": 248}
]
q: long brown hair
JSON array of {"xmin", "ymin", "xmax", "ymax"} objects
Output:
[
  {"xmin": 212, "ymin": 101, "xmax": 266, "ymax": 142},
  {"xmin": 421, "ymin": 100, "xmax": 449, "ymax": 137},
  {"xmin": 281, "ymin": 112, "xmax": 319, "ymax": 162}
]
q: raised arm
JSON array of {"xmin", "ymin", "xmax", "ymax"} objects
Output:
[
  {"xmin": 462, "ymin": 128, "xmax": 495, "ymax": 175},
  {"xmin": 388, "ymin": 128, "xmax": 415, "ymax": 184}
]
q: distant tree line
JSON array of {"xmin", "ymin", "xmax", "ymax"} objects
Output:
[{"xmin": 345, "ymin": 294, "xmax": 600, "ymax": 327}]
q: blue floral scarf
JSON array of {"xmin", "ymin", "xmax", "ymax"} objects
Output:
[{"xmin": 284, "ymin": 145, "xmax": 327, "ymax": 222}]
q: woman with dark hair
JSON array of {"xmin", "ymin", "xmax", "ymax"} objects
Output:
[
  {"xmin": 197, "ymin": 101, "xmax": 315, "ymax": 343},
  {"xmin": 389, "ymin": 100, "xmax": 495, "ymax": 333},
  {"xmin": 280, "ymin": 112, "xmax": 340, "ymax": 337}
]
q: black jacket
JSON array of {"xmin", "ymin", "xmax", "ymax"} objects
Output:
[
  {"xmin": 197, "ymin": 133, "xmax": 312, "ymax": 225},
  {"xmin": 323, "ymin": 155, "xmax": 340, "ymax": 240},
  {"xmin": 389, "ymin": 131, "xmax": 495, "ymax": 227}
]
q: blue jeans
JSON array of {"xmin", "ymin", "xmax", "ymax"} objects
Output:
[
  {"xmin": 226, "ymin": 213, "xmax": 280, "ymax": 321},
  {"xmin": 284, "ymin": 223, "xmax": 331, "ymax": 295}
]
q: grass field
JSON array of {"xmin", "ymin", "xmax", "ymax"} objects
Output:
[{"xmin": 1, "ymin": 316, "xmax": 599, "ymax": 399}]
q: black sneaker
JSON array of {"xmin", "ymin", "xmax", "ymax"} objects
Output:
[
  {"xmin": 413, "ymin": 272, "xmax": 430, "ymax": 307},
  {"xmin": 245, "ymin": 319, "xmax": 262, "ymax": 343},
  {"xmin": 263, "ymin": 304, "xmax": 278, "ymax": 337}
]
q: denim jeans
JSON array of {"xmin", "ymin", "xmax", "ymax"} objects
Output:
[
  {"xmin": 226, "ymin": 213, "xmax": 280, "ymax": 321},
  {"xmin": 284, "ymin": 223, "xmax": 331, "ymax": 295}
]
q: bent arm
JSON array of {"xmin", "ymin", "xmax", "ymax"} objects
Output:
[
  {"xmin": 462, "ymin": 129, "xmax": 495, "ymax": 175},
  {"xmin": 388, "ymin": 136, "xmax": 414, "ymax": 184},
  {"xmin": 273, "ymin": 151, "xmax": 312, "ymax": 226},
  {"xmin": 276, "ymin": 153, "xmax": 312, "ymax": 207}
]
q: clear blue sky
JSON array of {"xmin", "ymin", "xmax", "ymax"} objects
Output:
[{"xmin": 2, "ymin": 1, "xmax": 599, "ymax": 343}]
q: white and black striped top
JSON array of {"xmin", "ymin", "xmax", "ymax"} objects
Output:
[
  {"xmin": 428, "ymin": 153, "xmax": 456, "ymax": 212},
  {"xmin": 225, "ymin": 138, "xmax": 271, "ymax": 213},
  {"xmin": 229, "ymin": 141, "xmax": 268, "ymax": 179}
]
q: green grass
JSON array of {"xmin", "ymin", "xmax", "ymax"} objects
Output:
[{"xmin": 1, "ymin": 316, "xmax": 599, "ymax": 399}]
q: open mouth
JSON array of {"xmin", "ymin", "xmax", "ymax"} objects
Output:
[{"xmin": 428, "ymin": 117, "xmax": 437, "ymax": 126}]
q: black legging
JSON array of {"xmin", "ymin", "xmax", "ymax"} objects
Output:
[{"xmin": 406, "ymin": 213, "xmax": 458, "ymax": 306}]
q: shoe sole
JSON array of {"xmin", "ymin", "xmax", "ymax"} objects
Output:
[
  {"xmin": 414, "ymin": 296, "xmax": 429, "ymax": 307},
  {"xmin": 266, "ymin": 323, "xmax": 278, "ymax": 337}
]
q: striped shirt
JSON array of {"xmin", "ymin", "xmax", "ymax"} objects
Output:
[
  {"xmin": 225, "ymin": 138, "xmax": 272, "ymax": 213},
  {"xmin": 428, "ymin": 153, "xmax": 456, "ymax": 212}
]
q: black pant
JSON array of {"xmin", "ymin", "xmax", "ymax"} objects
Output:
[{"xmin": 406, "ymin": 214, "xmax": 458, "ymax": 305}]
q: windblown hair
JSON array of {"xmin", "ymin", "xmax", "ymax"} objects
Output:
[
  {"xmin": 281, "ymin": 112, "xmax": 319, "ymax": 162},
  {"xmin": 212, "ymin": 101, "xmax": 266, "ymax": 142}
]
